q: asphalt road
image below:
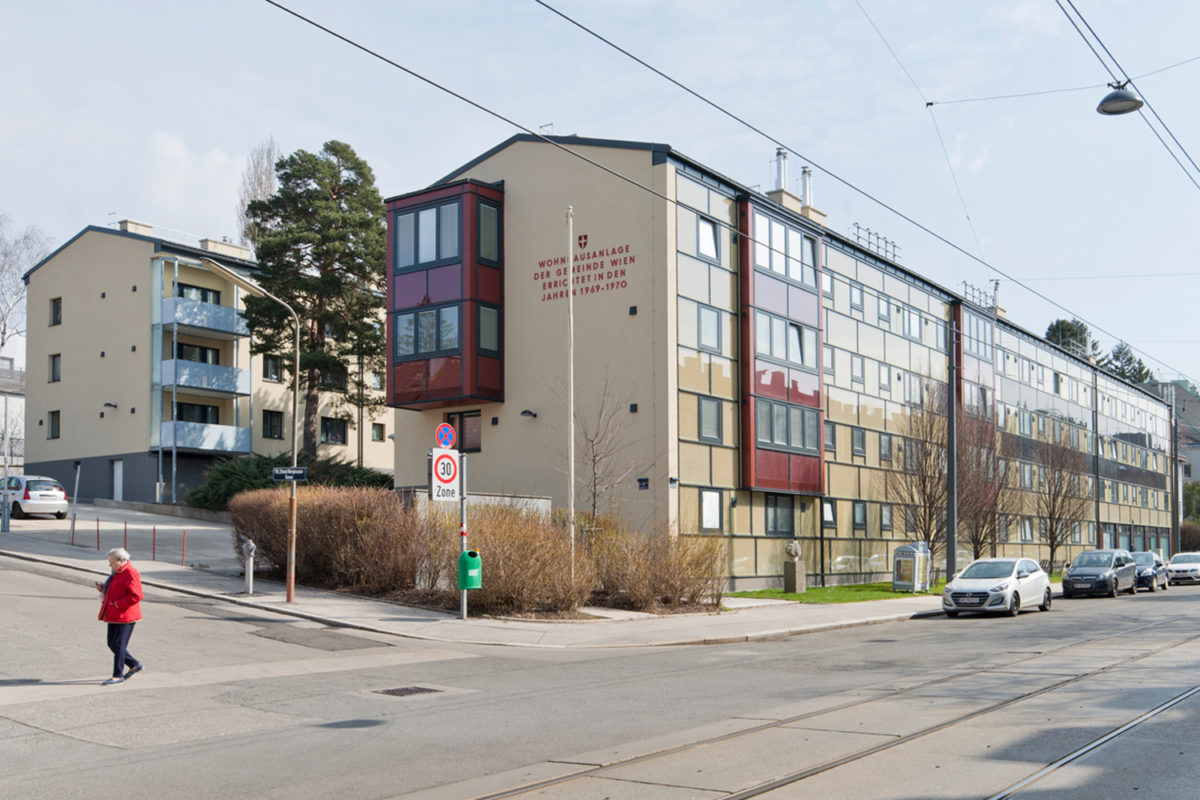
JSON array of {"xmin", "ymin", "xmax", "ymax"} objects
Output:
[{"xmin": 4, "ymin": 553, "xmax": 1200, "ymax": 799}]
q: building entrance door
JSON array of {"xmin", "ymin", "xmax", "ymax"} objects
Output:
[{"xmin": 111, "ymin": 459, "xmax": 124, "ymax": 501}]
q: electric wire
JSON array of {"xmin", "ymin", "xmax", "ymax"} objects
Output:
[
  {"xmin": 530, "ymin": 0, "xmax": 1198, "ymax": 384},
  {"xmin": 258, "ymin": 0, "xmax": 1197, "ymax": 387}
]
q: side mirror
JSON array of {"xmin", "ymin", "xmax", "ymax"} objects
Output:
[{"xmin": 1017, "ymin": 570, "xmax": 1030, "ymax": 579}]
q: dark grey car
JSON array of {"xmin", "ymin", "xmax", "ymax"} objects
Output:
[{"xmin": 1062, "ymin": 549, "xmax": 1137, "ymax": 598}]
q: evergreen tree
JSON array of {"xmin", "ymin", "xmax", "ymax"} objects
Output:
[
  {"xmin": 243, "ymin": 140, "xmax": 386, "ymax": 456},
  {"xmin": 1106, "ymin": 342, "xmax": 1154, "ymax": 384},
  {"xmin": 1045, "ymin": 318, "xmax": 1103, "ymax": 363}
]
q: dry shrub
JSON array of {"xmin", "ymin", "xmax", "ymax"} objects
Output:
[
  {"xmin": 229, "ymin": 486, "xmax": 413, "ymax": 592},
  {"xmin": 589, "ymin": 524, "xmax": 725, "ymax": 611}
]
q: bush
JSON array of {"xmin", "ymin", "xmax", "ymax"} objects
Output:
[
  {"xmin": 589, "ymin": 522, "xmax": 725, "ymax": 611},
  {"xmin": 187, "ymin": 452, "xmax": 392, "ymax": 511}
]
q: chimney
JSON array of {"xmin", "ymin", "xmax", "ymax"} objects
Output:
[
  {"xmin": 200, "ymin": 238, "xmax": 253, "ymax": 261},
  {"xmin": 800, "ymin": 166, "xmax": 813, "ymax": 208},
  {"xmin": 775, "ymin": 147, "xmax": 788, "ymax": 192},
  {"xmin": 118, "ymin": 219, "xmax": 153, "ymax": 236}
]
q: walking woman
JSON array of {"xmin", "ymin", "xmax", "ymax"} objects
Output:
[{"xmin": 94, "ymin": 547, "xmax": 144, "ymax": 685}]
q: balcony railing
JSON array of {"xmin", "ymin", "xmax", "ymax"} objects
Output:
[
  {"xmin": 162, "ymin": 359, "xmax": 250, "ymax": 396},
  {"xmin": 159, "ymin": 421, "xmax": 250, "ymax": 453},
  {"xmin": 162, "ymin": 297, "xmax": 249, "ymax": 337}
]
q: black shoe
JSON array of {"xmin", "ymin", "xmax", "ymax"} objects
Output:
[{"xmin": 124, "ymin": 664, "xmax": 144, "ymax": 680}]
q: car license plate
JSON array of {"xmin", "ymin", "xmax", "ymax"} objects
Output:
[
  {"xmin": 959, "ymin": 597, "xmax": 981, "ymax": 605},
  {"xmin": 1073, "ymin": 581, "xmax": 1090, "ymax": 589}
]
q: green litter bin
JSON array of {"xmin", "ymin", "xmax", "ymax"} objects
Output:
[{"xmin": 457, "ymin": 550, "xmax": 482, "ymax": 590}]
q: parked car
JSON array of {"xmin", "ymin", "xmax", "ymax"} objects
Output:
[
  {"xmin": 1131, "ymin": 551, "xmax": 1169, "ymax": 592},
  {"xmin": 2, "ymin": 475, "xmax": 68, "ymax": 519},
  {"xmin": 942, "ymin": 557, "xmax": 1052, "ymax": 617},
  {"xmin": 1167, "ymin": 552, "xmax": 1200, "ymax": 585},
  {"xmin": 1061, "ymin": 549, "xmax": 1137, "ymax": 597}
]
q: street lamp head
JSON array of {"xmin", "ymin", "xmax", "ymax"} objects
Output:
[{"xmin": 1097, "ymin": 82, "xmax": 1144, "ymax": 116}]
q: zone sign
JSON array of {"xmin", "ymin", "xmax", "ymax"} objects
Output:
[{"xmin": 431, "ymin": 447, "xmax": 460, "ymax": 502}]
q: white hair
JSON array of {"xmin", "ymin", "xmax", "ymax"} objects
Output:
[{"xmin": 107, "ymin": 547, "xmax": 131, "ymax": 562}]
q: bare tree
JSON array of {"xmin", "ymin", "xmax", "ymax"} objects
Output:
[
  {"xmin": 575, "ymin": 371, "xmax": 643, "ymax": 525},
  {"xmin": 1032, "ymin": 418, "xmax": 1092, "ymax": 570},
  {"xmin": 235, "ymin": 137, "xmax": 279, "ymax": 251},
  {"xmin": 957, "ymin": 410, "xmax": 1018, "ymax": 559},
  {"xmin": 884, "ymin": 380, "xmax": 948, "ymax": 559},
  {"xmin": 0, "ymin": 214, "xmax": 52, "ymax": 352}
]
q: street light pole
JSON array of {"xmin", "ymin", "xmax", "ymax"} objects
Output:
[
  {"xmin": 566, "ymin": 206, "xmax": 576, "ymax": 582},
  {"xmin": 200, "ymin": 258, "xmax": 302, "ymax": 603}
]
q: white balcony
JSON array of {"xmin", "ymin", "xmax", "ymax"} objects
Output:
[
  {"xmin": 162, "ymin": 297, "xmax": 248, "ymax": 339},
  {"xmin": 162, "ymin": 359, "xmax": 250, "ymax": 396},
  {"xmin": 159, "ymin": 421, "xmax": 250, "ymax": 453}
]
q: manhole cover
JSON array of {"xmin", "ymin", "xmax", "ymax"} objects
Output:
[{"xmin": 374, "ymin": 686, "xmax": 442, "ymax": 698}]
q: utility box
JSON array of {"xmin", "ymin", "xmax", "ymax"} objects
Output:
[
  {"xmin": 892, "ymin": 542, "xmax": 931, "ymax": 593},
  {"xmin": 457, "ymin": 550, "xmax": 482, "ymax": 590}
]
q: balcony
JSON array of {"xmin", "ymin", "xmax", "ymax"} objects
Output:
[
  {"xmin": 162, "ymin": 297, "xmax": 248, "ymax": 340},
  {"xmin": 161, "ymin": 359, "xmax": 250, "ymax": 396},
  {"xmin": 159, "ymin": 421, "xmax": 250, "ymax": 453}
]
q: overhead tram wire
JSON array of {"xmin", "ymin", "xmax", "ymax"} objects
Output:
[
  {"xmin": 258, "ymin": 0, "xmax": 1197, "ymax": 387},
  {"xmin": 855, "ymin": 0, "xmax": 987, "ymax": 262},
  {"xmin": 530, "ymin": 0, "xmax": 1198, "ymax": 386}
]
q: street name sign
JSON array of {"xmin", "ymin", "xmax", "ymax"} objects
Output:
[{"xmin": 272, "ymin": 466, "xmax": 308, "ymax": 482}]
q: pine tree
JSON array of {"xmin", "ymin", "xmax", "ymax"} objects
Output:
[
  {"xmin": 1106, "ymin": 342, "xmax": 1154, "ymax": 384},
  {"xmin": 242, "ymin": 141, "xmax": 386, "ymax": 456}
]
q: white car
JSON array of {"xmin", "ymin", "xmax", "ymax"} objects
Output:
[
  {"xmin": 3, "ymin": 475, "xmax": 69, "ymax": 519},
  {"xmin": 1167, "ymin": 552, "xmax": 1200, "ymax": 585},
  {"xmin": 942, "ymin": 557, "xmax": 1052, "ymax": 617}
]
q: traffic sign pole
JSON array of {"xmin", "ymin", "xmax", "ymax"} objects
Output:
[{"xmin": 459, "ymin": 452, "xmax": 468, "ymax": 620}]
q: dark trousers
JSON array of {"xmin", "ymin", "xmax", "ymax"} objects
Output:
[{"xmin": 106, "ymin": 622, "xmax": 139, "ymax": 678}]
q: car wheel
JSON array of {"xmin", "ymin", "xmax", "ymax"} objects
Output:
[
  {"xmin": 1109, "ymin": 579, "xmax": 1119, "ymax": 598},
  {"xmin": 1040, "ymin": 587, "xmax": 1052, "ymax": 612},
  {"xmin": 55, "ymin": 511, "xmax": 66, "ymax": 519},
  {"xmin": 1127, "ymin": 579, "xmax": 1137, "ymax": 595},
  {"xmin": 1150, "ymin": 576, "xmax": 1158, "ymax": 592},
  {"xmin": 944, "ymin": 610, "xmax": 959, "ymax": 618},
  {"xmin": 1162, "ymin": 576, "xmax": 1169, "ymax": 591},
  {"xmin": 1007, "ymin": 594, "xmax": 1020, "ymax": 617},
  {"xmin": 11, "ymin": 502, "xmax": 23, "ymax": 519}
]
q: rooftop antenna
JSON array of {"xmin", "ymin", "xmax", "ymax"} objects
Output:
[{"xmin": 540, "ymin": 123, "xmax": 554, "ymax": 135}]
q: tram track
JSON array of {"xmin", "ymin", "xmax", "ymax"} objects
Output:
[{"xmin": 472, "ymin": 617, "xmax": 1200, "ymax": 799}]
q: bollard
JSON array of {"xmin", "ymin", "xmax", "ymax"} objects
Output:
[
  {"xmin": 123, "ymin": 521, "xmax": 127, "ymax": 550},
  {"xmin": 152, "ymin": 526, "xmax": 156, "ymax": 561},
  {"xmin": 70, "ymin": 513, "xmax": 76, "ymax": 546},
  {"xmin": 242, "ymin": 539, "xmax": 256, "ymax": 595},
  {"xmin": 181, "ymin": 529, "xmax": 187, "ymax": 566},
  {"xmin": 96, "ymin": 518, "xmax": 100, "ymax": 551}
]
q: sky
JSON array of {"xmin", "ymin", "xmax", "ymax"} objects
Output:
[{"xmin": 3, "ymin": 0, "xmax": 1198, "ymax": 385}]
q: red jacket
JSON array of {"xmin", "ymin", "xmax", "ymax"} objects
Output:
[{"xmin": 99, "ymin": 562, "xmax": 143, "ymax": 623}]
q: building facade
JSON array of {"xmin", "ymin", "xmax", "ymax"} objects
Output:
[
  {"xmin": 22, "ymin": 221, "xmax": 393, "ymax": 504},
  {"xmin": 384, "ymin": 135, "xmax": 1176, "ymax": 588}
]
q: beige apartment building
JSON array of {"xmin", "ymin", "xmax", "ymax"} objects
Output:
[
  {"xmin": 22, "ymin": 221, "xmax": 393, "ymax": 503},
  {"xmin": 384, "ymin": 135, "xmax": 1176, "ymax": 589}
]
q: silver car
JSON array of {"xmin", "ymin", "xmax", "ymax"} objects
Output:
[
  {"xmin": 3, "ymin": 475, "xmax": 69, "ymax": 519},
  {"xmin": 1167, "ymin": 552, "xmax": 1200, "ymax": 585},
  {"xmin": 942, "ymin": 557, "xmax": 1052, "ymax": 617}
]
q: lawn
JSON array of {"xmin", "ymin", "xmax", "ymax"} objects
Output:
[{"xmin": 728, "ymin": 579, "xmax": 947, "ymax": 604}]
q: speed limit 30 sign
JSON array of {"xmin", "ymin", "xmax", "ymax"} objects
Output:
[{"xmin": 431, "ymin": 447, "xmax": 460, "ymax": 502}]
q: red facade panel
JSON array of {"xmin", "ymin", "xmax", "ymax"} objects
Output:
[
  {"xmin": 755, "ymin": 449, "xmax": 791, "ymax": 491},
  {"xmin": 789, "ymin": 454, "xmax": 822, "ymax": 493},
  {"xmin": 392, "ymin": 362, "xmax": 428, "ymax": 403},
  {"xmin": 427, "ymin": 356, "xmax": 463, "ymax": 398},
  {"xmin": 754, "ymin": 362, "xmax": 789, "ymax": 400},
  {"xmin": 427, "ymin": 265, "xmax": 462, "ymax": 304},
  {"xmin": 788, "ymin": 369, "xmax": 821, "ymax": 407}
]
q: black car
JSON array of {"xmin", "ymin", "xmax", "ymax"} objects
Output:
[
  {"xmin": 1062, "ymin": 549, "xmax": 1137, "ymax": 598},
  {"xmin": 1132, "ymin": 551, "xmax": 1169, "ymax": 592}
]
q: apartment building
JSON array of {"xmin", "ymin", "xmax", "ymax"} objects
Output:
[
  {"xmin": 22, "ymin": 221, "xmax": 393, "ymax": 503},
  {"xmin": 384, "ymin": 135, "xmax": 1175, "ymax": 588}
]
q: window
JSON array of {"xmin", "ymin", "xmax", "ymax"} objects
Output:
[
  {"xmin": 394, "ymin": 304, "xmax": 461, "ymax": 360},
  {"xmin": 851, "ymin": 427, "xmax": 865, "ymax": 456},
  {"xmin": 850, "ymin": 355, "xmax": 864, "ymax": 384},
  {"xmin": 823, "ymin": 345, "xmax": 834, "ymax": 376},
  {"xmin": 395, "ymin": 200, "xmax": 460, "ymax": 269},
  {"xmin": 445, "ymin": 410, "xmax": 482, "ymax": 453},
  {"xmin": 368, "ymin": 372, "xmax": 384, "ymax": 391},
  {"xmin": 879, "ymin": 364, "xmax": 891, "ymax": 393},
  {"xmin": 754, "ymin": 212, "xmax": 816, "ymax": 287},
  {"xmin": 853, "ymin": 501, "xmax": 866, "ymax": 530},
  {"xmin": 320, "ymin": 366, "xmax": 347, "ymax": 392},
  {"xmin": 478, "ymin": 200, "xmax": 500, "ymax": 263},
  {"xmin": 479, "ymin": 305, "xmax": 501, "ymax": 353},
  {"xmin": 821, "ymin": 271, "xmax": 833, "ymax": 299},
  {"xmin": 0, "ymin": 356, "xmax": 11, "ymax": 369},
  {"xmin": 878, "ymin": 295, "xmax": 891, "ymax": 323},
  {"xmin": 262, "ymin": 410, "xmax": 284, "ymax": 440},
  {"xmin": 1020, "ymin": 518, "xmax": 1033, "ymax": 542},
  {"xmin": 696, "ymin": 217, "xmax": 719, "ymax": 262},
  {"xmin": 765, "ymin": 494, "xmax": 794, "ymax": 536},
  {"xmin": 700, "ymin": 489, "xmax": 721, "ymax": 531},
  {"xmin": 880, "ymin": 504, "xmax": 893, "ymax": 530},
  {"xmin": 49, "ymin": 354, "xmax": 61, "ymax": 382},
  {"xmin": 754, "ymin": 311, "xmax": 816, "ymax": 368},
  {"xmin": 48, "ymin": 410, "xmax": 60, "ymax": 439},
  {"xmin": 849, "ymin": 284, "xmax": 864, "ymax": 311},
  {"xmin": 176, "ymin": 283, "xmax": 220, "ymax": 305},
  {"xmin": 320, "ymin": 417, "xmax": 347, "ymax": 445},
  {"xmin": 372, "ymin": 423, "xmax": 385, "ymax": 442},
  {"xmin": 879, "ymin": 433, "xmax": 892, "ymax": 461},
  {"xmin": 50, "ymin": 297, "xmax": 62, "ymax": 326},
  {"xmin": 755, "ymin": 399, "xmax": 819, "ymax": 454},
  {"xmin": 698, "ymin": 396, "xmax": 722, "ymax": 443},
  {"xmin": 698, "ymin": 306, "xmax": 721, "ymax": 353},
  {"xmin": 262, "ymin": 355, "xmax": 282, "ymax": 382},
  {"xmin": 177, "ymin": 343, "xmax": 219, "ymax": 365},
  {"xmin": 905, "ymin": 308, "xmax": 922, "ymax": 339},
  {"xmin": 825, "ymin": 420, "xmax": 836, "ymax": 452},
  {"xmin": 177, "ymin": 403, "xmax": 219, "ymax": 424},
  {"xmin": 822, "ymin": 499, "xmax": 836, "ymax": 527}
]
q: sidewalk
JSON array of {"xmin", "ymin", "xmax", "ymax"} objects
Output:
[{"xmin": 0, "ymin": 523, "xmax": 951, "ymax": 648}]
